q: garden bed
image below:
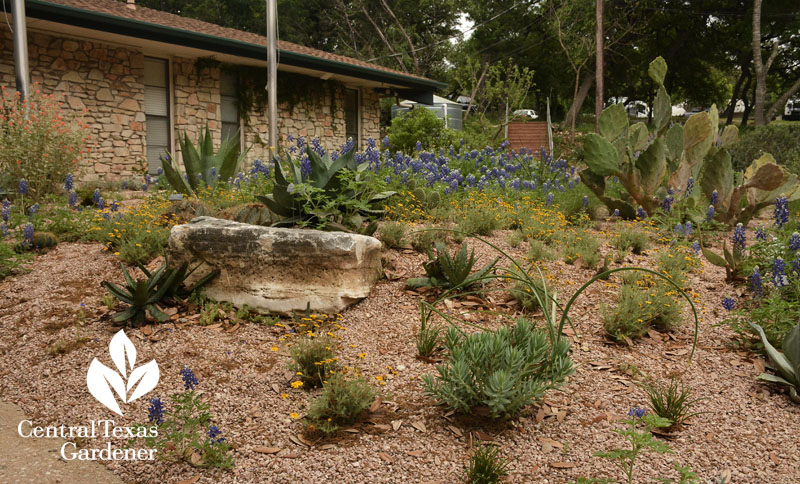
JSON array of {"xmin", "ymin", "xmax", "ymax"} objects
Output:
[{"xmin": 0, "ymin": 223, "xmax": 797, "ymax": 484}]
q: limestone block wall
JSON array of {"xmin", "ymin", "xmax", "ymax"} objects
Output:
[
  {"xmin": 0, "ymin": 27, "xmax": 146, "ymax": 181},
  {"xmin": 172, "ymin": 57, "xmax": 220, "ymax": 156}
]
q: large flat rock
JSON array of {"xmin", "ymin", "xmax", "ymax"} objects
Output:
[{"xmin": 168, "ymin": 217, "xmax": 383, "ymax": 314}]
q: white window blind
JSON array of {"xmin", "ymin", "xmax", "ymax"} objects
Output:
[
  {"xmin": 144, "ymin": 57, "xmax": 170, "ymax": 174},
  {"xmin": 220, "ymin": 71, "xmax": 239, "ymax": 144}
]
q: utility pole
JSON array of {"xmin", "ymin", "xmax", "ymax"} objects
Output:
[
  {"xmin": 595, "ymin": 0, "xmax": 603, "ymax": 133},
  {"xmin": 12, "ymin": 0, "xmax": 30, "ymax": 102},
  {"xmin": 266, "ymin": 0, "xmax": 278, "ymax": 156}
]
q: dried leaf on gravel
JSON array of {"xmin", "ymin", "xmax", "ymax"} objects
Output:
[
  {"xmin": 410, "ymin": 420, "xmax": 426, "ymax": 433},
  {"xmin": 550, "ymin": 462, "xmax": 576, "ymax": 469},
  {"xmin": 253, "ymin": 447, "xmax": 282, "ymax": 454}
]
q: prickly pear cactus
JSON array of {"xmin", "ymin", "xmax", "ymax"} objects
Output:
[
  {"xmin": 163, "ymin": 199, "xmax": 213, "ymax": 223},
  {"xmin": 217, "ymin": 202, "xmax": 274, "ymax": 225}
]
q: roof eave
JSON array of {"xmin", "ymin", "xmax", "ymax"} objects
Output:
[{"xmin": 24, "ymin": 0, "xmax": 447, "ymax": 91}]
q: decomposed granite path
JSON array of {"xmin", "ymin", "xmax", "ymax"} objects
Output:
[{"xmin": 0, "ymin": 401, "xmax": 125, "ymax": 484}]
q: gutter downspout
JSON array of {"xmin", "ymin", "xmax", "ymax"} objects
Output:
[
  {"xmin": 12, "ymin": 0, "xmax": 30, "ymax": 101},
  {"xmin": 266, "ymin": 0, "xmax": 277, "ymax": 158}
]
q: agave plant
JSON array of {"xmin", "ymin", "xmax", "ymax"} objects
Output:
[
  {"xmin": 749, "ymin": 321, "xmax": 800, "ymax": 404},
  {"xmin": 406, "ymin": 241, "xmax": 498, "ymax": 289},
  {"xmin": 160, "ymin": 124, "xmax": 249, "ymax": 195},
  {"xmin": 103, "ymin": 257, "xmax": 218, "ymax": 326},
  {"xmin": 256, "ymin": 145, "xmax": 395, "ymax": 230}
]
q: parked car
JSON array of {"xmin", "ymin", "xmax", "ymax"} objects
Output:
[
  {"xmin": 784, "ymin": 98, "xmax": 800, "ymax": 121},
  {"xmin": 512, "ymin": 109, "xmax": 538, "ymax": 120}
]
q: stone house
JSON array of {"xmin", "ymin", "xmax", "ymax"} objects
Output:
[{"xmin": 0, "ymin": 0, "xmax": 444, "ymax": 180}]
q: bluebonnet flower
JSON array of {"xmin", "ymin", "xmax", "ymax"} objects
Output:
[
  {"xmin": 110, "ymin": 200, "xmax": 119, "ymax": 212},
  {"xmin": 582, "ymin": 195, "xmax": 589, "ymax": 209},
  {"xmin": 68, "ymin": 190, "xmax": 77, "ymax": 208},
  {"xmin": 1, "ymin": 200, "xmax": 9, "ymax": 223},
  {"xmin": 789, "ymin": 232, "xmax": 800, "ymax": 251},
  {"xmin": 750, "ymin": 267, "xmax": 763, "ymax": 297},
  {"xmin": 147, "ymin": 397, "xmax": 165, "ymax": 425},
  {"xmin": 207, "ymin": 425, "xmax": 225, "ymax": 444},
  {"xmin": 773, "ymin": 257, "xmax": 788, "ymax": 288},
  {"xmin": 27, "ymin": 203, "xmax": 38, "ymax": 217},
  {"xmin": 732, "ymin": 223, "xmax": 746, "ymax": 252},
  {"xmin": 23, "ymin": 223, "xmax": 34, "ymax": 248},
  {"xmin": 18, "ymin": 179, "xmax": 27, "ymax": 195},
  {"xmin": 683, "ymin": 221, "xmax": 693, "ymax": 237},
  {"xmin": 675, "ymin": 223, "xmax": 683, "ymax": 234},
  {"xmin": 546, "ymin": 192, "xmax": 554, "ymax": 207},
  {"xmin": 628, "ymin": 407, "xmax": 646, "ymax": 418},
  {"xmin": 774, "ymin": 195, "xmax": 789, "ymax": 228},
  {"xmin": 64, "ymin": 173, "xmax": 74, "ymax": 192},
  {"xmin": 180, "ymin": 367, "xmax": 199, "ymax": 390},
  {"xmin": 97, "ymin": 198, "xmax": 105, "ymax": 211},
  {"xmin": 311, "ymin": 138, "xmax": 325, "ymax": 156},
  {"xmin": 684, "ymin": 177, "xmax": 694, "ymax": 198},
  {"xmin": 636, "ymin": 206, "xmax": 647, "ymax": 219},
  {"xmin": 662, "ymin": 195, "xmax": 673, "ymax": 213},
  {"xmin": 415, "ymin": 141, "xmax": 422, "ymax": 152},
  {"xmin": 142, "ymin": 183, "xmax": 148, "ymax": 192},
  {"xmin": 382, "ymin": 136, "xmax": 390, "ymax": 149},
  {"xmin": 692, "ymin": 240, "xmax": 701, "ymax": 256},
  {"xmin": 613, "ymin": 209, "xmax": 620, "ymax": 217},
  {"xmin": 299, "ymin": 155, "xmax": 312, "ymax": 179},
  {"xmin": 722, "ymin": 297, "xmax": 735, "ymax": 311},
  {"xmin": 710, "ymin": 190, "xmax": 718, "ymax": 206},
  {"xmin": 122, "ymin": 180, "xmax": 128, "ymax": 190},
  {"xmin": 209, "ymin": 167, "xmax": 217, "ymax": 179},
  {"xmin": 92, "ymin": 189, "xmax": 101, "ymax": 206},
  {"xmin": 145, "ymin": 174, "xmax": 152, "ymax": 186},
  {"xmin": 706, "ymin": 205, "xmax": 715, "ymax": 222},
  {"xmin": 755, "ymin": 227, "xmax": 767, "ymax": 241},
  {"xmin": 157, "ymin": 168, "xmax": 163, "ymax": 176}
]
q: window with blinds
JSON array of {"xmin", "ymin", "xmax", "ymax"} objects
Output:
[
  {"xmin": 344, "ymin": 88, "xmax": 359, "ymax": 144},
  {"xmin": 144, "ymin": 57, "xmax": 170, "ymax": 174},
  {"xmin": 220, "ymin": 71, "xmax": 240, "ymax": 144}
]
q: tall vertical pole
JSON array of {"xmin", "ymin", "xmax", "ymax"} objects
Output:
[
  {"xmin": 12, "ymin": 0, "xmax": 30, "ymax": 102},
  {"xmin": 595, "ymin": 0, "xmax": 603, "ymax": 133},
  {"xmin": 266, "ymin": 0, "xmax": 278, "ymax": 157}
]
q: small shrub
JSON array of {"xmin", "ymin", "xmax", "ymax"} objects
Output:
[
  {"xmin": 727, "ymin": 292, "xmax": 800, "ymax": 349},
  {"xmin": 116, "ymin": 227, "xmax": 170, "ymax": 265},
  {"xmin": 506, "ymin": 230, "xmax": 526, "ymax": 248},
  {"xmin": 457, "ymin": 209, "xmax": 500, "ymax": 237},
  {"xmin": 640, "ymin": 377, "xmax": 704, "ymax": 429},
  {"xmin": 602, "ymin": 282, "xmax": 682, "ymax": 342},
  {"xmin": 527, "ymin": 239, "xmax": 554, "ymax": 262},
  {"xmin": 422, "ymin": 319, "xmax": 573, "ymax": 418},
  {"xmin": 508, "ymin": 266, "xmax": 549, "ymax": 312},
  {"xmin": 379, "ymin": 221, "xmax": 407, "ymax": 249},
  {"xmin": 465, "ymin": 443, "xmax": 509, "ymax": 484},
  {"xmin": 0, "ymin": 86, "xmax": 90, "ymax": 199},
  {"xmin": 411, "ymin": 228, "xmax": 447, "ymax": 253},
  {"xmin": 656, "ymin": 247, "xmax": 698, "ymax": 287},
  {"xmin": 386, "ymin": 107, "xmax": 457, "ymax": 153},
  {"xmin": 306, "ymin": 374, "xmax": 375, "ymax": 435},
  {"xmin": 289, "ymin": 336, "xmax": 339, "ymax": 388},
  {"xmin": 730, "ymin": 124, "xmax": 800, "ymax": 173},
  {"xmin": 613, "ymin": 228, "xmax": 650, "ymax": 255},
  {"xmin": 561, "ymin": 230, "xmax": 601, "ymax": 269}
]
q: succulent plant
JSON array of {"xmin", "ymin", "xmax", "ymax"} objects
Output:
[
  {"xmin": 406, "ymin": 241, "xmax": 497, "ymax": 289},
  {"xmin": 163, "ymin": 199, "xmax": 214, "ymax": 223},
  {"xmin": 256, "ymin": 145, "xmax": 395, "ymax": 230},
  {"xmin": 749, "ymin": 320, "xmax": 800, "ymax": 404},
  {"xmin": 160, "ymin": 124, "xmax": 249, "ymax": 195}
]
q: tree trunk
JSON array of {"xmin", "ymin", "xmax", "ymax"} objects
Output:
[
  {"xmin": 564, "ymin": 71, "xmax": 594, "ymax": 141},
  {"xmin": 752, "ymin": 0, "xmax": 767, "ymax": 125},
  {"xmin": 595, "ymin": 0, "xmax": 604, "ymax": 134},
  {"xmin": 740, "ymin": 72, "xmax": 754, "ymax": 127},
  {"xmin": 724, "ymin": 67, "xmax": 747, "ymax": 125}
]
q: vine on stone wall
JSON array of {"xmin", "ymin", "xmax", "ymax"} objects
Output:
[{"xmin": 194, "ymin": 57, "xmax": 343, "ymax": 126}]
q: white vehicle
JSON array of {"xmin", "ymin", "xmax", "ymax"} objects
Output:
[
  {"xmin": 624, "ymin": 100, "xmax": 649, "ymax": 118},
  {"xmin": 784, "ymin": 98, "xmax": 800, "ymax": 121},
  {"xmin": 512, "ymin": 109, "xmax": 538, "ymax": 119}
]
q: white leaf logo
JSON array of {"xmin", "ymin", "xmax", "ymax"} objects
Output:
[{"xmin": 87, "ymin": 330, "xmax": 160, "ymax": 415}]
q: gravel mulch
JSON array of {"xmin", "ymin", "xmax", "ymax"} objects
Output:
[{"xmin": 0, "ymin": 230, "xmax": 798, "ymax": 484}]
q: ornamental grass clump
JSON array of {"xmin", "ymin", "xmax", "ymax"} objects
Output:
[
  {"xmin": 305, "ymin": 374, "xmax": 375, "ymax": 435},
  {"xmin": 639, "ymin": 377, "xmax": 705, "ymax": 429},
  {"xmin": 289, "ymin": 336, "xmax": 339, "ymax": 388},
  {"xmin": 561, "ymin": 230, "xmax": 601, "ymax": 269},
  {"xmin": 421, "ymin": 318, "xmax": 573, "ymax": 419},
  {"xmin": 613, "ymin": 228, "xmax": 650, "ymax": 255},
  {"xmin": 464, "ymin": 443, "xmax": 509, "ymax": 484},
  {"xmin": 602, "ymin": 280, "xmax": 682, "ymax": 343}
]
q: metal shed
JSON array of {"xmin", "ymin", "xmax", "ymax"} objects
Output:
[{"xmin": 391, "ymin": 95, "xmax": 464, "ymax": 130}]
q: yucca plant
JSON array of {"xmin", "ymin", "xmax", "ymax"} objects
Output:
[
  {"xmin": 749, "ymin": 320, "xmax": 800, "ymax": 403},
  {"xmin": 160, "ymin": 125, "xmax": 249, "ymax": 195},
  {"xmin": 406, "ymin": 241, "xmax": 498, "ymax": 290},
  {"xmin": 256, "ymin": 145, "xmax": 395, "ymax": 230}
]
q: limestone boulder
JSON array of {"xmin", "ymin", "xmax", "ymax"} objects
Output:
[{"xmin": 168, "ymin": 217, "xmax": 382, "ymax": 314}]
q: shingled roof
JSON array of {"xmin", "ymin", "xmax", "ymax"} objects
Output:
[{"xmin": 23, "ymin": 0, "xmax": 445, "ymax": 91}]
